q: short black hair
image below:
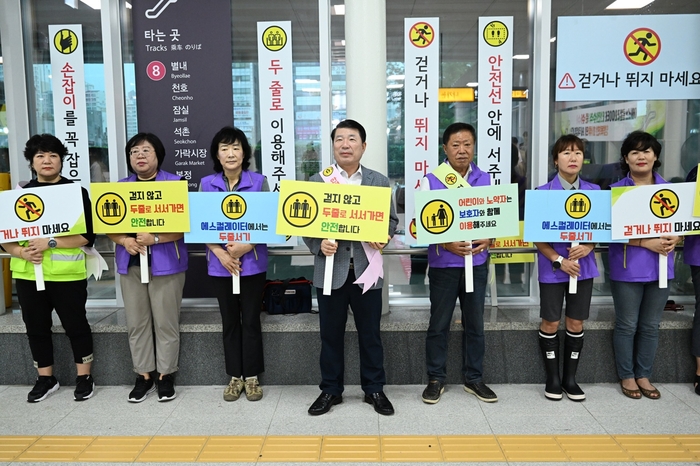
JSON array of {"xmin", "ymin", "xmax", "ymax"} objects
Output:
[
  {"xmin": 442, "ymin": 123, "xmax": 476, "ymax": 145},
  {"xmin": 331, "ymin": 119, "xmax": 366, "ymax": 143},
  {"xmin": 619, "ymin": 130, "xmax": 662, "ymax": 173},
  {"xmin": 125, "ymin": 133, "xmax": 166, "ymax": 174},
  {"xmin": 24, "ymin": 134, "xmax": 68, "ymax": 174},
  {"xmin": 551, "ymin": 134, "xmax": 585, "ymax": 163},
  {"xmin": 209, "ymin": 126, "xmax": 252, "ymax": 173}
]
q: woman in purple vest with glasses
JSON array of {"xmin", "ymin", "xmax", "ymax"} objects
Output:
[{"xmin": 109, "ymin": 133, "xmax": 188, "ymax": 403}]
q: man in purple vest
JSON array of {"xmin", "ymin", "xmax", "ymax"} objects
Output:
[{"xmin": 420, "ymin": 123, "xmax": 497, "ymax": 404}]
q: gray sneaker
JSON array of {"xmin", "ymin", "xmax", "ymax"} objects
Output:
[
  {"xmin": 245, "ymin": 378, "xmax": 263, "ymax": 401},
  {"xmin": 224, "ymin": 377, "xmax": 244, "ymax": 402}
]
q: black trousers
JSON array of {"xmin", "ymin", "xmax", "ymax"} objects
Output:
[
  {"xmin": 212, "ymin": 272, "xmax": 266, "ymax": 378},
  {"xmin": 316, "ymin": 270, "xmax": 385, "ymax": 396},
  {"xmin": 16, "ymin": 279, "xmax": 93, "ymax": 368}
]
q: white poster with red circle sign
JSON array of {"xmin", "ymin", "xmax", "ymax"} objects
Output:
[{"xmin": 555, "ymin": 14, "xmax": 700, "ymax": 101}]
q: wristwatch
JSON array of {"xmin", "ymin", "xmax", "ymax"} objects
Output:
[
  {"xmin": 153, "ymin": 234, "xmax": 160, "ymax": 244},
  {"xmin": 48, "ymin": 237, "xmax": 57, "ymax": 249},
  {"xmin": 552, "ymin": 255, "xmax": 564, "ymax": 270}
]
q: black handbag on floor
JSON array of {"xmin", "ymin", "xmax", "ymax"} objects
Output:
[{"xmin": 262, "ymin": 277, "xmax": 315, "ymax": 315}]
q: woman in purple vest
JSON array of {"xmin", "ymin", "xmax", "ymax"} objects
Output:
[
  {"xmin": 200, "ymin": 126, "xmax": 268, "ymax": 402},
  {"xmin": 610, "ymin": 131, "xmax": 681, "ymax": 399},
  {"xmin": 108, "ymin": 133, "xmax": 188, "ymax": 403},
  {"xmin": 535, "ymin": 135, "xmax": 599, "ymax": 402},
  {"xmin": 683, "ymin": 165, "xmax": 700, "ymax": 396}
]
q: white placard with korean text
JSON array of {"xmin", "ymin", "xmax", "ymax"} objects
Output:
[
  {"xmin": 0, "ymin": 184, "xmax": 86, "ymax": 243},
  {"xmin": 477, "ymin": 17, "xmax": 513, "ymax": 187},
  {"xmin": 404, "ymin": 17, "xmax": 439, "ymax": 245},
  {"xmin": 257, "ymin": 21, "xmax": 296, "ymax": 194},
  {"xmin": 555, "ymin": 15, "xmax": 700, "ymax": 101},
  {"xmin": 611, "ymin": 182, "xmax": 700, "ymax": 240},
  {"xmin": 49, "ymin": 25, "xmax": 91, "ymax": 189}
]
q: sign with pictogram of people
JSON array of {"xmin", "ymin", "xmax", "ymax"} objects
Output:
[
  {"xmin": 185, "ymin": 192, "xmax": 285, "ymax": 244},
  {"xmin": 523, "ymin": 190, "xmax": 615, "ymax": 243},
  {"xmin": 275, "ymin": 180, "xmax": 391, "ymax": 242},
  {"xmin": 414, "ymin": 184, "xmax": 519, "ymax": 243},
  {"xmin": 90, "ymin": 181, "xmax": 190, "ymax": 233}
]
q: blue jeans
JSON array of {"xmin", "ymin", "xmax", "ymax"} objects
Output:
[
  {"xmin": 426, "ymin": 263, "xmax": 488, "ymax": 384},
  {"xmin": 611, "ymin": 280, "xmax": 669, "ymax": 380}
]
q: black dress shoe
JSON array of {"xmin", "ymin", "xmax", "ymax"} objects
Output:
[
  {"xmin": 364, "ymin": 391, "xmax": 395, "ymax": 415},
  {"xmin": 308, "ymin": 392, "xmax": 342, "ymax": 415}
]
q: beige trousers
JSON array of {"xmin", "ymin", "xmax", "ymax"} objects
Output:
[{"xmin": 121, "ymin": 267, "xmax": 186, "ymax": 375}]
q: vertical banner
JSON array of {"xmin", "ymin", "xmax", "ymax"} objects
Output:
[
  {"xmin": 404, "ymin": 17, "xmax": 439, "ymax": 244},
  {"xmin": 48, "ymin": 25, "xmax": 91, "ymax": 189},
  {"xmin": 477, "ymin": 17, "xmax": 513, "ymax": 186},
  {"xmin": 132, "ymin": 0, "xmax": 233, "ymax": 191},
  {"xmin": 257, "ymin": 21, "xmax": 296, "ymax": 193}
]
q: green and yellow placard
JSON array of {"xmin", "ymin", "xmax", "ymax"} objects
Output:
[
  {"xmin": 90, "ymin": 181, "xmax": 190, "ymax": 233},
  {"xmin": 275, "ymin": 180, "xmax": 391, "ymax": 242},
  {"xmin": 489, "ymin": 221, "xmax": 535, "ymax": 264}
]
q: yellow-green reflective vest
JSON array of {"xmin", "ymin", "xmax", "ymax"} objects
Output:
[{"xmin": 10, "ymin": 242, "xmax": 87, "ymax": 282}]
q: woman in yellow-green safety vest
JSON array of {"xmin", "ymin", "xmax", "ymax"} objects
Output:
[{"xmin": 2, "ymin": 134, "xmax": 96, "ymax": 403}]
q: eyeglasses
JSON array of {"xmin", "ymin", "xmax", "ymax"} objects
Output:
[{"xmin": 129, "ymin": 148, "xmax": 154, "ymax": 157}]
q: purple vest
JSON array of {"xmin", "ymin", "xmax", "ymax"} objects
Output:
[
  {"xmin": 200, "ymin": 171, "xmax": 268, "ymax": 277},
  {"xmin": 536, "ymin": 177, "xmax": 601, "ymax": 283},
  {"xmin": 115, "ymin": 170, "xmax": 189, "ymax": 276},
  {"xmin": 426, "ymin": 162, "xmax": 491, "ymax": 268},
  {"xmin": 684, "ymin": 235, "xmax": 700, "ymax": 266},
  {"xmin": 609, "ymin": 172, "xmax": 675, "ymax": 281}
]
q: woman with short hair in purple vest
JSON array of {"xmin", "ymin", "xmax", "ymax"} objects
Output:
[
  {"xmin": 200, "ymin": 126, "xmax": 268, "ymax": 403},
  {"xmin": 535, "ymin": 135, "xmax": 600, "ymax": 402},
  {"xmin": 610, "ymin": 131, "xmax": 681, "ymax": 400},
  {"xmin": 108, "ymin": 133, "xmax": 188, "ymax": 403},
  {"xmin": 683, "ymin": 165, "xmax": 700, "ymax": 397}
]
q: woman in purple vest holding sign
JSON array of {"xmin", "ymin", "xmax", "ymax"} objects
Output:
[
  {"xmin": 683, "ymin": 165, "xmax": 700, "ymax": 396},
  {"xmin": 684, "ymin": 166, "xmax": 700, "ymax": 396},
  {"xmin": 108, "ymin": 133, "xmax": 188, "ymax": 403},
  {"xmin": 535, "ymin": 135, "xmax": 600, "ymax": 402},
  {"xmin": 200, "ymin": 126, "xmax": 268, "ymax": 403},
  {"xmin": 609, "ymin": 131, "xmax": 681, "ymax": 400}
]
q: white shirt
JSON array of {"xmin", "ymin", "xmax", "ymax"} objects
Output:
[{"xmin": 338, "ymin": 163, "xmax": 363, "ymax": 186}]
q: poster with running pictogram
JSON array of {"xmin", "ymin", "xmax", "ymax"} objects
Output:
[{"xmin": 555, "ymin": 14, "xmax": 700, "ymax": 101}]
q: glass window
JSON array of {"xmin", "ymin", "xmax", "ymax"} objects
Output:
[
  {"xmin": 379, "ymin": 0, "xmax": 533, "ymax": 301},
  {"xmin": 551, "ymin": 2, "xmax": 700, "ymax": 299},
  {"xmin": 28, "ymin": 0, "xmax": 115, "ymax": 300}
]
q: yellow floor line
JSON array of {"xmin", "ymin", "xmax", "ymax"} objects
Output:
[{"xmin": 1, "ymin": 434, "xmax": 700, "ymax": 462}]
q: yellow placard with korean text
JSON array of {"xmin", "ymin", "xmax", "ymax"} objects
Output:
[
  {"xmin": 276, "ymin": 180, "xmax": 391, "ymax": 242},
  {"xmin": 489, "ymin": 221, "xmax": 535, "ymax": 264},
  {"xmin": 90, "ymin": 181, "xmax": 190, "ymax": 233}
]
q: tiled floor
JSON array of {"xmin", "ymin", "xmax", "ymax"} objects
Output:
[{"xmin": 1, "ymin": 382, "xmax": 700, "ymax": 464}]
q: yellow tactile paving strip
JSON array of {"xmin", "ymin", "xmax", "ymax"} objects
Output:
[{"xmin": 2, "ymin": 434, "xmax": 700, "ymax": 462}]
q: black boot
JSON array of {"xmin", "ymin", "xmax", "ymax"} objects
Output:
[
  {"xmin": 538, "ymin": 331, "xmax": 562, "ymax": 400},
  {"xmin": 562, "ymin": 331, "xmax": 586, "ymax": 401}
]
